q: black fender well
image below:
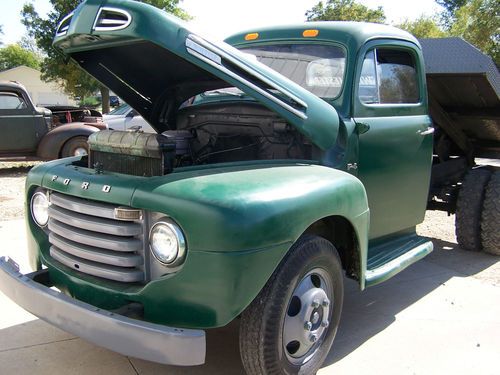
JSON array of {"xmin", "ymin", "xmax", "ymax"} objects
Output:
[{"xmin": 36, "ymin": 124, "xmax": 99, "ymax": 160}]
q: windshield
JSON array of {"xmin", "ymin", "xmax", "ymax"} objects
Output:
[
  {"xmin": 240, "ymin": 44, "xmax": 346, "ymax": 99},
  {"xmin": 107, "ymin": 103, "xmax": 130, "ymax": 116}
]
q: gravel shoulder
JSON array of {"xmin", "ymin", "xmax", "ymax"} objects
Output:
[{"xmin": 0, "ymin": 163, "xmax": 38, "ymax": 221}]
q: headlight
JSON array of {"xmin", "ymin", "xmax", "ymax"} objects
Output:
[
  {"xmin": 149, "ymin": 220, "xmax": 186, "ymax": 265},
  {"xmin": 31, "ymin": 191, "xmax": 49, "ymax": 227}
]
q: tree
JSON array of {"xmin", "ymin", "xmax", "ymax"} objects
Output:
[
  {"xmin": 436, "ymin": 0, "xmax": 467, "ymax": 26},
  {"xmin": 396, "ymin": 15, "xmax": 448, "ymax": 38},
  {"xmin": 448, "ymin": 0, "xmax": 499, "ymax": 65},
  {"xmin": 22, "ymin": 0, "xmax": 189, "ymax": 113},
  {"xmin": 0, "ymin": 44, "xmax": 41, "ymax": 71},
  {"xmin": 306, "ymin": 0, "xmax": 386, "ymax": 23}
]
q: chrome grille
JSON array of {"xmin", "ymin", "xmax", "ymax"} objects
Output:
[{"xmin": 47, "ymin": 192, "xmax": 147, "ymax": 283}]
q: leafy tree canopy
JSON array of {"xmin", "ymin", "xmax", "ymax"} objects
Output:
[
  {"xmin": 396, "ymin": 15, "xmax": 448, "ymax": 39},
  {"xmin": 448, "ymin": 0, "xmax": 499, "ymax": 65},
  {"xmin": 0, "ymin": 44, "xmax": 41, "ymax": 71},
  {"xmin": 436, "ymin": 0, "xmax": 467, "ymax": 25},
  {"xmin": 306, "ymin": 0, "xmax": 386, "ymax": 23},
  {"xmin": 21, "ymin": 0, "xmax": 189, "ymax": 112}
]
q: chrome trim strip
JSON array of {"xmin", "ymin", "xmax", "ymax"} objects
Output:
[
  {"xmin": 55, "ymin": 12, "xmax": 73, "ymax": 37},
  {"xmin": 189, "ymin": 35, "xmax": 308, "ymax": 109},
  {"xmin": 93, "ymin": 7, "xmax": 132, "ymax": 32},
  {"xmin": 365, "ymin": 241, "xmax": 433, "ymax": 287},
  {"xmin": 187, "ymin": 45, "xmax": 307, "ymax": 120}
]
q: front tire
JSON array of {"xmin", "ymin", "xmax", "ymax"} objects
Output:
[{"xmin": 239, "ymin": 235, "xmax": 344, "ymax": 375}]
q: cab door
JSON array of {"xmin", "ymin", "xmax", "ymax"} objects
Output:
[
  {"xmin": 0, "ymin": 89, "xmax": 39, "ymax": 154},
  {"xmin": 353, "ymin": 40, "xmax": 433, "ymax": 240}
]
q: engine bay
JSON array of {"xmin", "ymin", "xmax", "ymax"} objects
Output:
[{"xmin": 87, "ymin": 101, "xmax": 313, "ymax": 176}]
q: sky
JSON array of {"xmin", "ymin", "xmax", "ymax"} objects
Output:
[{"xmin": 0, "ymin": 0, "xmax": 444, "ymax": 45}]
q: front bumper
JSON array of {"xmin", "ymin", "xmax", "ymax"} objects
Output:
[{"xmin": 0, "ymin": 256, "xmax": 206, "ymax": 366}]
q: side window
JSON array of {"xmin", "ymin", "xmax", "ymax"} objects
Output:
[
  {"xmin": 359, "ymin": 50, "xmax": 379, "ymax": 104},
  {"xmin": 0, "ymin": 92, "xmax": 27, "ymax": 110},
  {"xmin": 359, "ymin": 49, "xmax": 419, "ymax": 105}
]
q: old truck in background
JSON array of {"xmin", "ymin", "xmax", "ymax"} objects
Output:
[
  {"xmin": 0, "ymin": 1, "xmax": 498, "ymax": 375},
  {"xmin": 0, "ymin": 81, "xmax": 103, "ymax": 160}
]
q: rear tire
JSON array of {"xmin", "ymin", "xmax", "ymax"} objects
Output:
[
  {"xmin": 239, "ymin": 235, "xmax": 343, "ymax": 375},
  {"xmin": 61, "ymin": 136, "xmax": 89, "ymax": 158},
  {"xmin": 455, "ymin": 169, "xmax": 491, "ymax": 251},
  {"xmin": 481, "ymin": 171, "xmax": 500, "ymax": 255}
]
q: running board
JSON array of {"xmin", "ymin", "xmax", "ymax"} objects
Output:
[{"xmin": 365, "ymin": 240, "xmax": 433, "ymax": 287}]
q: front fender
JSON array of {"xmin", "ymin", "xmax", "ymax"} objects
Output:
[
  {"xmin": 133, "ymin": 162, "xmax": 369, "ymax": 252},
  {"xmin": 127, "ymin": 162, "xmax": 369, "ymax": 327},
  {"xmin": 36, "ymin": 124, "xmax": 99, "ymax": 160},
  {"xmin": 28, "ymin": 161, "xmax": 369, "ymax": 329}
]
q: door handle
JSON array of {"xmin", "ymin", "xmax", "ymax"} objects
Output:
[
  {"xmin": 355, "ymin": 122, "xmax": 370, "ymax": 134},
  {"xmin": 418, "ymin": 127, "xmax": 435, "ymax": 136}
]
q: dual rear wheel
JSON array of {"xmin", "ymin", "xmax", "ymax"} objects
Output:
[{"xmin": 455, "ymin": 169, "xmax": 500, "ymax": 255}]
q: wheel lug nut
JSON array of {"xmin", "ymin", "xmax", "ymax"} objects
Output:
[
  {"xmin": 322, "ymin": 299, "xmax": 329, "ymax": 307},
  {"xmin": 304, "ymin": 321, "xmax": 312, "ymax": 331},
  {"xmin": 321, "ymin": 320, "xmax": 329, "ymax": 328},
  {"xmin": 312, "ymin": 299, "xmax": 320, "ymax": 308},
  {"xmin": 309, "ymin": 334, "xmax": 318, "ymax": 343}
]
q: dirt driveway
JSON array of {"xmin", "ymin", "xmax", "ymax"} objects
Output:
[{"xmin": 0, "ymin": 162, "xmax": 499, "ymax": 374}]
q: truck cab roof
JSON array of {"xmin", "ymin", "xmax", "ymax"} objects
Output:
[{"xmin": 225, "ymin": 21, "xmax": 420, "ymax": 51}]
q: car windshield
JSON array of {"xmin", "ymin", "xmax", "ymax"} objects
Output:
[
  {"xmin": 240, "ymin": 43, "xmax": 346, "ymax": 99},
  {"xmin": 107, "ymin": 103, "xmax": 130, "ymax": 115}
]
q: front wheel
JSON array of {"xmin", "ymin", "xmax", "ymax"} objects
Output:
[
  {"xmin": 61, "ymin": 136, "xmax": 89, "ymax": 158},
  {"xmin": 239, "ymin": 235, "xmax": 344, "ymax": 375}
]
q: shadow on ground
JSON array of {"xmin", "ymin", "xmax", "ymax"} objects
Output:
[
  {"xmin": 0, "ymin": 237, "xmax": 498, "ymax": 374},
  {"xmin": 0, "ymin": 166, "xmax": 36, "ymax": 177},
  {"xmin": 325, "ymin": 237, "xmax": 499, "ymax": 367}
]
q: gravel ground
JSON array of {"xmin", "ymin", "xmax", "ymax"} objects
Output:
[{"xmin": 0, "ymin": 163, "xmax": 41, "ymax": 221}]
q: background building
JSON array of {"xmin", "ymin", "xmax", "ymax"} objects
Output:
[{"xmin": 0, "ymin": 65, "xmax": 76, "ymax": 106}]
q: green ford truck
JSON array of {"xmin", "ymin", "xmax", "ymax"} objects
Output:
[{"xmin": 2, "ymin": 0, "xmax": 497, "ymax": 374}]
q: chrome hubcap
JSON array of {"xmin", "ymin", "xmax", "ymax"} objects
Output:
[
  {"xmin": 283, "ymin": 269, "xmax": 333, "ymax": 365},
  {"xmin": 73, "ymin": 147, "xmax": 88, "ymax": 156}
]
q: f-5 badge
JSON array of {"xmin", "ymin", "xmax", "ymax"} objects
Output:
[{"xmin": 102, "ymin": 185, "xmax": 111, "ymax": 193}]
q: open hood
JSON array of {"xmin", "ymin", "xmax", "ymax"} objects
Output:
[{"xmin": 53, "ymin": 0, "xmax": 339, "ymax": 150}]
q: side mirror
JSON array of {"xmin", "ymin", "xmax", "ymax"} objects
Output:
[{"xmin": 126, "ymin": 110, "xmax": 137, "ymax": 118}]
